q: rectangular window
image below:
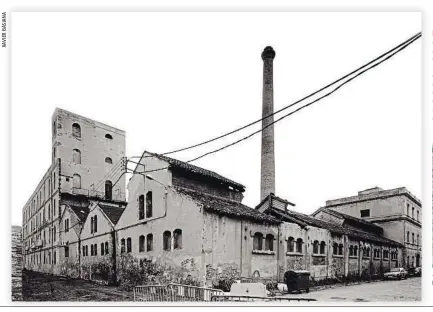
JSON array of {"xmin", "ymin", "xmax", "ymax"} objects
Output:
[
  {"xmin": 65, "ymin": 246, "xmax": 69, "ymax": 258},
  {"xmin": 360, "ymin": 209, "xmax": 370, "ymax": 218}
]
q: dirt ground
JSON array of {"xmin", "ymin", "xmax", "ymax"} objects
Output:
[{"xmin": 19, "ymin": 270, "xmax": 134, "ymax": 302}]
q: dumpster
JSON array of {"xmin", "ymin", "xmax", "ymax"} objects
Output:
[{"xmin": 283, "ymin": 270, "xmax": 310, "ymax": 294}]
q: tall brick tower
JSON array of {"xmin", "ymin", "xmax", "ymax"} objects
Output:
[{"xmin": 260, "ymin": 46, "xmax": 276, "ymax": 200}]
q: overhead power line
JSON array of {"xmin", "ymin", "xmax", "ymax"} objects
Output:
[
  {"xmin": 130, "ymin": 32, "xmax": 421, "ymax": 159},
  {"xmin": 133, "ymin": 31, "xmax": 422, "ymax": 174}
]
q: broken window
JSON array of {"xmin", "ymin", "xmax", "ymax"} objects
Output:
[
  {"xmin": 72, "ymin": 123, "xmax": 81, "ymax": 138},
  {"xmin": 265, "ymin": 234, "xmax": 274, "ymax": 251},
  {"xmin": 146, "ymin": 191, "xmax": 153, "ymax": 218},
  {"xmin": 139, "ymin": 235, "xmax": 145, "ymax": 252},
  {"xmin": 360, "ymin": 209, "xmax": 370, "ymax": 218},
  {"xmin": 138, "ymin": 195, "xmax": 145, "ymax": 220},
  {"xmin": 296, "ymin": 238, "xmax": 303, "ymax": 253},
  {"xmin": 127, "ymin": 237, "xmax": 132, "ymax": 253},
  {"xmin": 173, "ymin": 229, "xmax": 182, "ymax": 249},
  {"xmin": 332, "ymin": 243, "xmax": 338, "ymax": 255},
  {"xmin": 105, "ymin": 181, "xmax": 113, "ymax": 200},
  {"xmin": 253, "ymin": 232, "xmax": 263, "ymax": 251},
  {"xmin": 163, "ymin": 231, "xmax": 171, "ymax": 251},
  {"xmin": 320, "ymin": 241, "xmax": 326, "ymax": 254},
  {"xmin": 147, "ymin": 234, "xmax": 153, "ymax": 251},
  {"xmin": 121, "ymin": 239, "xmax": 125, "ymax": 254},
  {"xmin": 287, "ymin": 237, "xmax": 294, "ymax": 253},
  {"xmin": 73, "ymin": 149, "xmax": 81, "ymax": 164},
  {"xmin": 313, "ymin": 240, "xmax": 319, "ymax": 254}
]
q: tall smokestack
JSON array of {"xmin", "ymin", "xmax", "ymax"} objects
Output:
[{"xmin": 260, "ymin": 46, "xmax": 276, "ymax": 201}]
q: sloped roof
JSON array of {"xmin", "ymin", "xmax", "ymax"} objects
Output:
[
  {"xmin": 69, "ymin": 204, "xmax": 91, "ymax": 223},
  {"xmin": 143, "ymin": 151, "xmax": 245, "ymax": 191},
  {"xmin": 99, "ymin": 203, "xmax": 126, "ymax": 226},
  {"xmin": 175, "ymin": 187, "xmax": 279, "ymax": 224},
  {"xmin": 316, "ymin": 207, "xmax": 383, "ymax": 233},
  {"xmin": 269, "ymin": 208, "xmax": 402, "ymax": 247}
]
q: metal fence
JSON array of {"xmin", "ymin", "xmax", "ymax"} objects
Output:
[
  {"xmin": 133, "ymin": 283, "xmax": 224, "ymax": 302},
  {"xmin": 211, "ymin": 295, "xmax": 316, "ymax": 302}
]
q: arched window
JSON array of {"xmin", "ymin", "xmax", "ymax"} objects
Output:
[
  {"xmin": 94, "ymin": 215, "xmax": 97, "ymax": 233},
  {"xmin": 105, "ymin": 180, "xmax": 113, "ymax": 200},
  {"xmin": 105, "ymin": 242, "xmax": 109, "ymax": 255},
  {"xmin": 53, "ymin": 121, "xmax": 56, "ymax": 137},
  {"xmin": 105, "ymin": 157, "xmax": 112, "ymax": 164},
  {"xmin": 121, "ymin": 238, "xmax": 125, "ymax": 254},
  {"xmin": 105, "ymin": 134, "xmax": 113, "ymax": 140},
  {"xmin": 265, "ymin": 234, "xmax": 274, "ymax": 251},
  {"xmin": 101, "ymin": 242, "xmax": 104, "ymax": 255},
  {"xmin": 73, "ymin": 174, "xmax": 81, "ymax": 189},
  {"xmin": 407, "ymin": 204, "xmax": 410, "ymax": 215},
  {"xmin": 126, "ymin": 237, "xmax": 132, "ymax": 253},
  {"xmin": 163, "ymin": 231, "xmax": 171, "ymax": 251},
  {"xmin": 406, "ymin": 231, "xmax": 410, "ymax": 242},
  {"xmin": 354, "ymin": 246, "xmax": 358, "ymax": 257},
  {"xmin": 417, "ymin": 210, "xmax": 419, "ymax": 221},
  {"xmin": 287, "ymin": 237, "xmax": 294, "ymax": 253},
  {"xmin": 296, "ymin": 238, "xmax": 303, "ymax": 253},
  {"xmin": 349, "ymin": 245, "xmax": 354, "ymax": 256},
  {"xmin": 73, "ymin": 149, "xmax": 81, "ymax": 164},
  {"xmin": 72, "ymin": 123, "xmax": 81, "ymax": 138},
  {"xmin": 313, "ymin": 240, "xmax": 319, "ymax": 254},
  {"xmin": 412, "ymin": 233, "xmax": 415, "ymax": 244},
  {"xmin": 90, "ymin": 216, "xmax": 94, "ymax": 234},
  {"xmin": 253, "ymin": 232, "xmax": 263, "ymax": 251},
  {"xmin": 146, "ymin": 191, "xmax": 153, "ymax": 218},
  {"xmin": 332, "ymin": 243, "xmax": 338, "ymax": 255},
  {"xmin": 366, "ymin": 247, "xmax": 370, "ymax": 257},
  {"xmin": 417, "ymin": 234, "xmax": 419, "ymax": 245},
  {"xmin": 139, "ymin": 235, "xmax": 145, "ymax": 252},
  {"xmin": 320, "ymin": 241, "xmax": 326, "ymax": 254},
  {"xmin": 91, "ymin": 244, "xmax": 94, "ymax": 256},
  {"xmin": 138, "ymin": 195, "xmax": 145, "ymax": 220},
  {"xmin": 174, "ymin": 229, "xmax": 182, "ymax": 249},
  {"xmin": 147, "ymin": 234, "xmax": 153, "ymax": 251},
  {"xmin": 412, "ymin": 207, "xmax": 414, "ymax": 218}
]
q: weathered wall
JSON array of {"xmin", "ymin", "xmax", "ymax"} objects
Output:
[{"xmin": 54, "ymin": 108, "xmax": 126, "ymax": 201}]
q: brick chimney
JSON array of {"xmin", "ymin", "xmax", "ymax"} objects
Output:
[{"xmin": 260, "ymin": 46, "xmax": 276, "ymax": 200}]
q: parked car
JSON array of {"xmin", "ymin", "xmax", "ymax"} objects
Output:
[
  {"xmin": 407, "ymin": 267, "xmax": 415, "ymax": 277},
  {"xmin": 414, "ymin": 267, "xmax": 422, "ymax": 277},
  {"xmin": 383, "ymin": 268, "xmax": 408, "ymax": 280}
]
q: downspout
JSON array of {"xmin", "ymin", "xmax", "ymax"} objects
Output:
[
  {"xmin": 276, "ymin": 223, "xmax": 280, "ymax": 282},
  {"xmin": 240, "ymin": 220, "xmax": 243, "ymax": 279}
]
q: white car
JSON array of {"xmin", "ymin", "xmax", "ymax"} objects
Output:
[{"xmin": 383, "ymin": 268, "xmax": 408, "ymax": 280}]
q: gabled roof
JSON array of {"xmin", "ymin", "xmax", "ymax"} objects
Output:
[
  {"xmin": 313, "ymin": 207, "xmax": 383, "ymax": 233},
  {"xmin": 269, "ymin": 208, "xmax": 402, "ymax": 247},
  {"xmin": 175, "ymin": 187, "xmax": 279, "ymax": 224},
  {"xmin": 68, "ymin": 203, "xmax": 91, "ymax": 223},
  {"xmin": 98, "ymin": 203, "xmax": 126, "ymax": 226},
  {"xmin": 142, "ymin": 151, "xmax": 245, "ymax": 192}
]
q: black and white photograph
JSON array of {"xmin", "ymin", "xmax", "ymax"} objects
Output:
[{"xmin": 10, "ymin": 12, "xmax": 422, "ymax": 303}]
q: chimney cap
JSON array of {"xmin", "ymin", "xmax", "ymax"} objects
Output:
[{"xmin": 261, "ymin": 46, "xmax": 276, "ymax": 60}]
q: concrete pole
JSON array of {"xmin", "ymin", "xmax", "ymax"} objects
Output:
[{"xmin": 260, "ymin": 46, "xmax": 276, "ymax": 200}]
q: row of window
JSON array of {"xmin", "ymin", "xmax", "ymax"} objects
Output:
[
  {"xmin": 81, "ymin": 242, "xmax": 110, "ymax": 257},
  {"xmin": 406, "ymin": 231, "xmax": 420, "ymax": 245},
  {"xmin": 24, "ymin": 171, "xmax": 57, "ymax": 224},
  {"xmin": 26, "ymin": 199, "xmax": 59, "ymax": 237},
  {"xmin": 70, "ymin": 122, "xmax": 114, "ymax": 141},
  {"xmin": 406, "ymin": 203, "xmax": 420, "ymax": 221},
  {"xmin": 120, "ymin": 230, "xmax": 183, "ymax": 254},
  {"xmin": 72, "ymin": 148, "xmax": 113, "ymax": 165},
  {"xmin": 28, "ymin": 250, "xmax": 56, "ymax": 265},
  {"xmin": 72, "ymin": 175, "xmax": 114, "ymax": 200},
  {"xmin": 253, "ymin": 233, "xmax": 275, "ymax": 252}
]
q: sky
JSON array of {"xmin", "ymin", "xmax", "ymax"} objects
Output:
[{"xmin": 11, "ymin": 11, "xmax": 422, "ymax": 225}]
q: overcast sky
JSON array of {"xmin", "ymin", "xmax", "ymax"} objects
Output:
[{"xmin": 11, "ymin": 12, "xmax": 421, "ymax": 225}]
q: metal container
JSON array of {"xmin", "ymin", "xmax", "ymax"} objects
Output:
[{"xmin": 283, "ymin": 270, "xmax": 311, "ymax": 294}]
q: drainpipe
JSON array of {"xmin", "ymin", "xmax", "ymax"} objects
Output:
[
  {"xmin": 276, "ymin": 224, "xmax": 280, "ymax": 282},
  {"xmin": 240, "ymin": 220, "xmax": 243, "ymax": 279}
]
